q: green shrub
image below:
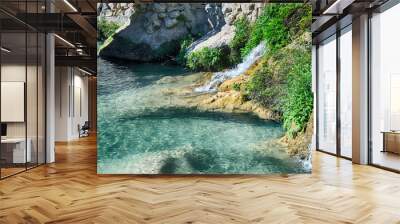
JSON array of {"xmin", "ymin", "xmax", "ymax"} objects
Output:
[
  {"xmin": 186, "ymin": 47, "xmax": 230, "ymax": 71},
  {"xmin": 98, "ymin": 19, "xmax": 120, "ymax": 41},
  {"xmin": 232, "ymin": 83, "xmax": 241, "ymax": 91},
  {"xmin": 245, "ymin": 36, "xmax": 312, "ymax": 137},
  {"xmin": 243, "ymin": 3, "xmax": 313, "ymax": 137},
  {"xmin": 230, "ymin": 17, "xmax": 252, "ymax": 64},
  {"xmin": 245, "ymin": 63, "xmax": 286, "ymax": 113},
  {"xmin": 241, "ymin": 4, "xmax": 308, "ymax": 57},
  {"xmin": 282, "ymin": 49, "xmax": 313, "ymax": 137},
  {"xmin": 177, "ymin": 36, "xmax": 194, "ymax": 65}
]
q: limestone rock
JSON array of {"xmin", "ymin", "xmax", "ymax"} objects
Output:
[
  {"xmin": 100, "ymin": 3, "xmax": 219, "ymax": 62},
  {"xmin": 188, "ymin": 3, "xmax": 265, "ymax": 55},
  {"xmin": 98, "ymin": 3, "xmax": 136, "ymax": 26},
  {"xmin": 189, "ymin": 24, "xmax": 234, "ymax": 53},
  {"xmin": 99, "ymin": 3, "xmax": 266, "ymax": 62},
  {"xmin": 153, "ymin": 3, "xmax": 167, "ymax": 13},
  {"xmin": 164, "ymin": 18, "xmax": 178, "ymax": 28},
  {"xmin": 168, "ymin": 10, "xmax": 181, "ymax": 19}
]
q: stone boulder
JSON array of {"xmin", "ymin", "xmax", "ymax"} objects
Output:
[
  {"xmin": 187, "ymin": 3, "xmax": 265, "ymax": 55},
  {"xmin": 222, "ymin": 3, "xmax": 265, "ymax": 25},
  {"xmin": 99, "ymin": 3, "xmax": 221, "ymax": 62},
  {"xmin": 98, "ymin": 3, "xmax": 136, "ymax": 26}
]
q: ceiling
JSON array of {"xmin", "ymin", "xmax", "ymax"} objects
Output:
[
  {"xmin": 0, "ymin": 0, "xmax": 97, "ymax": 75},
  {"xmin": 311, "ymin": 0, "xmax": 391, "ymax": 43},
  {"xmin": 1, "ymin": 0, "xmax": 395, "ymax": 75}
]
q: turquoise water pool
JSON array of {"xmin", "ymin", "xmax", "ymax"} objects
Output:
[{"xmin": 97, "ymin": 58, "xmax": 309, "ymax": 174}]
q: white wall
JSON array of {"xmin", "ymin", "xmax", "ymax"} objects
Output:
[
  {"xmin": 55, "ymin": 66, "xmax": 70, "ymax": 141},
  {"xmin": 55, "ymin": 67, "xmax": 89, "ymax": 141},
  {"xmin": 1, "ymin": 64, "xmax": 39, "ymax": 137},
  {"xmin": 1, "ymin": 62, "xmax": 46, "ymax": 164}
]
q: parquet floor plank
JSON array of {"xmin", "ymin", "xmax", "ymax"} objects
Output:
[{"xmin": 0, "ymin": 135, "xmax": 399, "ymax": 223}]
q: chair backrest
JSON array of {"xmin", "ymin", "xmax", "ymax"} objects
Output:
[{"xmin": 82, "ymin": 121, "xmax": 90, "ymax": 129}]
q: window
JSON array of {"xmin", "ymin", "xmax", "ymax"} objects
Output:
[
  {"xmin": 370, "ymin": 3, "xmax": 400, "ymax": 171},
  {"xmin": 317, "ymin": 35, "xmax": 337, "ymax": 154},
  {"xmin": 0, "ymin": 2, "xmax": 46, "ymax": 179},
  {"xmin": 339, "ymin": 26, "xmax": 352, "ymax": 158}
]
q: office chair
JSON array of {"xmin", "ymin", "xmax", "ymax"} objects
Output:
[{"xmin": 79, "ymin": 121, "xmax": 90, "ymax": 138}]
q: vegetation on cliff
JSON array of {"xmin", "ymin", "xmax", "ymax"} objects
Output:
[
  {"xmin": 182, "ymin": 3, "xmax": 313, "ymax": 138},
  {"xmin": 181, "ymin": 16, "xmax": 252, "ymax": 71},
  {"xmin": 241, "ymin": 4, "xmax": 311, "ymax": 57},
  {"xmin": 229, "ymin": 17, "xmax": 252, "ymax": 64},
  {"xmin": 98, "ymin": 19, "xmax": 120, "ymax": 41},
  {"xmin": 245, "ymin": 33, "xmax": 312, "ymax": 137},
  {"xmin": 244, "ymin": 4, "xmax": 312, "ymax": 138},
  {"xmin": 186, "ymin": 47, "xmax": 231, "ymax": 71}
]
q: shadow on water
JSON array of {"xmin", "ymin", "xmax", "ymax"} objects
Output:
[
  {"xmin": 159, "ymin": 149, "xmax": 221, "ymax": 174},
  {"xmin": 117, "ymin": 107, "xmax": 282, "ymax": 128},
  {"xmin": 159, "ymin": 158, "xmax": 179, "ymax": 174},
  {"xmin": 184, "ymin": 149, "xmax": 220, "ymax": 172},
  {"xmin": 98, "ymin": 58, "xmax": 189, "ymax": 95},
  {"xmin": 157, "ymin": 148, "xmax": 307, "ymax": 174}
]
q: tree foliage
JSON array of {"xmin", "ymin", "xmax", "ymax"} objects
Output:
[
  {"xmin": 181, "ymin": 3, "xmax": 313, "ymax": 137},
  {"xmin": 98, "ymin": 19, "xmax": 120, "ymax": 41},
  {"xmin": 243, "ymin": 3, "xmax": 313, "ymax": 137},
  {"xmin": 229, "ymin": 17, "xmax": 252, "ymax": 64},
  {"xmin": 186, "ymin": 47, "xmax": 230, "ymax": 71}
]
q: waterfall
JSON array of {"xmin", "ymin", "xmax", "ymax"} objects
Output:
[{"xmin": 194, "ymin": 42, "xmax": 267, "ymax": 93}]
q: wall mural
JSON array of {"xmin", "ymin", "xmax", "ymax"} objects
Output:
[{"xmin": 97, "ymin": 3, "xmax": 313, "ymax": 174}]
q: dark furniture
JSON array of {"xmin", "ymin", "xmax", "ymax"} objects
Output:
[
  {"xmin": 381, "ymin": 131, "xmax": 400, "ymax": 154},
  {"xmin": 1, "ymin": 123, "xmax": 7, "ymax": 137},
  {"xmin": 78, "ymin": 121, "xmax": 90, "ymax": 138}
]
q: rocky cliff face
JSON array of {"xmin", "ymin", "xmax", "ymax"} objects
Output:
[
  {"xmin": 188, "ymin": 3, "xmax": 265, "ymax": 53},
  {"xmin": 99, "ymin": 3, "xmax": 221, "ymax": 62},
  {"xmin": 222, "ymin": 3, "xmax": 264, "ymax": 25},
  {"xmin": 98, "ymin": 3, "xmax": 136, "ymax": 26},
  {"xmin": 99, "ymin": 3, "xmax": 265, "ymax": 62}
]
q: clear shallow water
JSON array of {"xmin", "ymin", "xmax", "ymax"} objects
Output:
[{"xmin": 97, "ymin": 58, "xmax": 309, "ymax": 174}]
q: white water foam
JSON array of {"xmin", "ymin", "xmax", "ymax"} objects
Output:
[{"xmin": 194, "ymin": 42, "xmax": 267, "ymax": 93}]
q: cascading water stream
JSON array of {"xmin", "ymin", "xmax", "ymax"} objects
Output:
[{"xmin": 194, "ymin": 42, "xmax": 267, "ymax": 93}]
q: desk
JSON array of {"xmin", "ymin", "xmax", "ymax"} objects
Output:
[
  {"xmin": 1, "ymin": 138, "xmax": 31, "ymax": 163},
  {"xmin": 381, "ymin": 131, "xmax": 400, "ymax": 154}
]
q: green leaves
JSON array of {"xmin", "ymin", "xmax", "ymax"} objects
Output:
[
  {"xmin": 98, "ymin": 19, "xmax": 120, "ymax": 41},
  {"xmin": 282, "ymin": 50, "xmax": 313, "ymax": 138},
  {"xmin": 241, "ymin": 3, "xmax": 310, "ymax": 58},
  {"xmin": 186, "ymin": 47, "xmax": 230, "ymax": 72},
  {"xmin": 182, "ymin": 3, "xmax": 313, "ymax": 138},
  {"xmin": 232, "ymin": 83, "xmax": 241, "ymax": 91},
  {"xmin": 230, "ymin": 17, "xmax": 252, "ymax": 64},
  {"xmin": 244, "ymin": 3, "xmax": 313, "ymax": 137},
  {"xmin": 177, "ymin": 36, "xmax": 194, "ymax": 65}
]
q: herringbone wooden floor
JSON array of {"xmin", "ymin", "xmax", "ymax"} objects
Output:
[{"xmin": 1, "ymin": 135, "xmax": 400, "ymax": 224}]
